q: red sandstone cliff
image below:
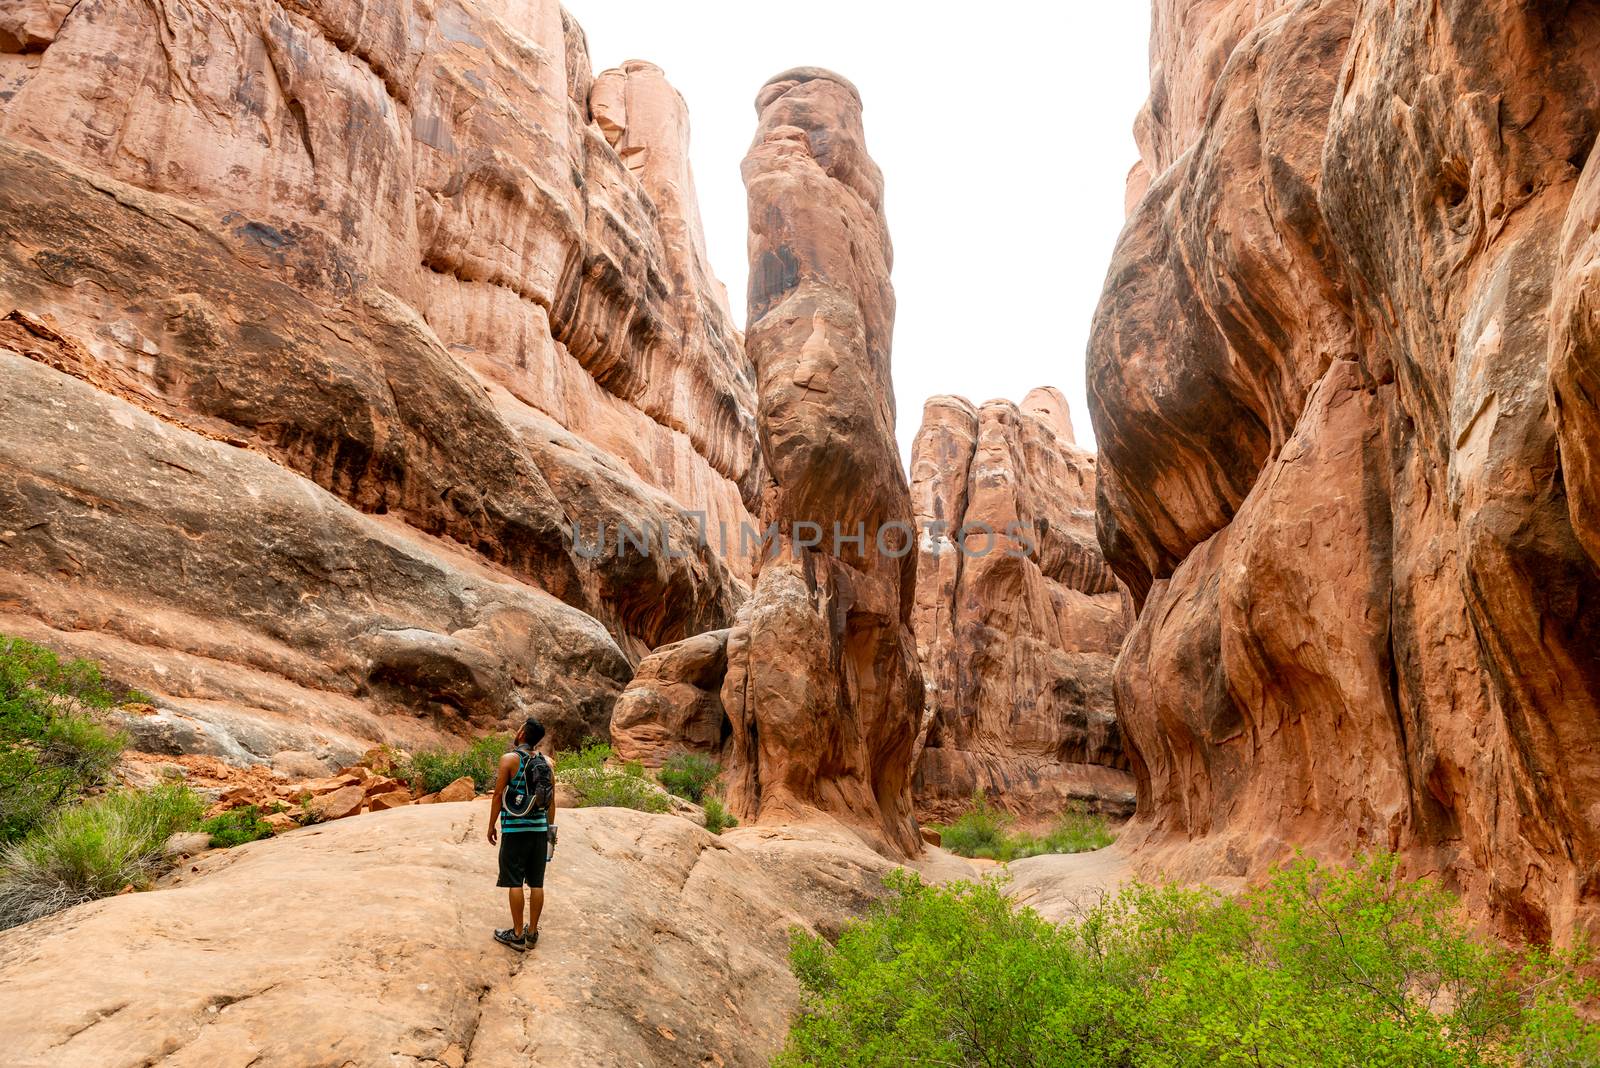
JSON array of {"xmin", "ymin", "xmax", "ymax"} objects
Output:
[
  {"xmin": 908, "ymin": 392, "xmax": 1134, "ymax": 824},
  {"xmin": 1091, "ymin": 0, "xmax": 1600, "ymax": 941},
  {"xmin": 0, "ymin": 0, "xmax": 759, "ymax": 763}
]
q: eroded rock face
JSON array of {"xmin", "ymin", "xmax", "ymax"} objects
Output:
[
  {"xmin": 717, "ymin": 68, "xmax": 924, "ymax": 857},
  {"xmin": 1092, "ymin": 0, "xmax": 1600, "ymax": 940},
  {"xmin": 0, "ymin": 2, "xmax": 762, "ymax": 754},
  {"xmin": 908, "ymin": 394, "xmax": 1134, "ymax": 824},
  {"xmin": 0, "ymin": 350, "xmax": 630, "ymax": 765}
]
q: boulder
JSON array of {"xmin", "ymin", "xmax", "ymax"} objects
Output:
[
  {"xmin": 305, "ymin": 786, "xmax": 365, "ymax": 823},
  {"xmin": 368, "ymin": 792, "xmax": 411, "ymax": 812},
  {"xmin": 162, "ymin": 832, "xmax": 213, "ymax": 859},
  {"xmin": 298, "ymin": 775, "xmax": 361, "ymax": 798},
  {"xmin": 436, "ymin": 777, "xmax": 476, "ymax": 805},
  {"xmin": 610, "ymin": 629, "xmax": 732, "ymax": 765}
]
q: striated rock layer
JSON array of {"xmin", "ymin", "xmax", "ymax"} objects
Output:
[
  {"xmin": 1090, "ymin": 0, "xmax": 1600, "ymax": 940},
  {"xmin": 0, "ymin": 1, "xmax": 763, "ymax": 760},
  {"xmin": 909, "ymin": 391, "xmax": 1134, "ymax": 824}
]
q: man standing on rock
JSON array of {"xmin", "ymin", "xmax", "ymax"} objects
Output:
[{"xmin": 487, "ymin": 717, "xmax": 556, "ymax": 951}]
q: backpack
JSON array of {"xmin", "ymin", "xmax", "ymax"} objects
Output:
[{"xmin": 503, "ymin": 747, "xmax": 553, "ymax": 818}]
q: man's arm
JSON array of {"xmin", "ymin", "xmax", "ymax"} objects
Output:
[
  {"xmin": 487, "ymin": 751, "xmax": 518, "ymax": 845},
  {"xmin": 546, "ymin": 753, "xmax": 557, "ymax": 845}
]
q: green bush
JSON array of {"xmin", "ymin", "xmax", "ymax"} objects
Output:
[
  {"xmin": 399, "ymin": 734, "xmax": 508, "ymax": 794},
  {"xmin": 933, "ymin": 791, "xmax": 1012, "ymax": 858},
  {"xmin": 659, "ymin": 751, "xmax": 721, "ymax": 803},
  {"xmin": 702, "ymin": 796, "xmax": 739, "ymax": 835},
  {"xmin": 1010, "ymin": 806, "xmax": 1117, "ymax": 858},
  {"xmin": 778, "ymin": 855, "xmax": 1600, "ymax": 1067},
  {"xmin": 559, "ymin": 765, "xmax": 668, "ymax": 813},
  {"xmin": 0, "ymin": 636, "xmax": 129, "ymax": 843},
  {"xmin": 0, "ymin": 784, "xmax": 205, "ymax": 930},
  {"xmin": 934, "ymin": 793, "xmax": 1114, "ymax": 862},
  {"xmin": 552, "ymin": 740, "xmax": 666, "ymax": 812},
  {"xmin": 556, "ymin": 740, "xmax": 613, "ymax": 774},
  {"xmin": 200, "ymin": 805, "xmax": 275, "ymax": 848}
]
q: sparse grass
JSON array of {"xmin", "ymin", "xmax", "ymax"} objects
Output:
[
  {"xmin": 0, "ymin": 636, "xmax": 129, "ymax": 844},
  {"xmin": 935, "ymin": 792, "xmax": 1114, "ymax": 862},
  {"xmin": 199, "ymin": 805, "xmax": 274, "ymax": 848},
  {"xmin": 780, "ymin": 855, "xmax": 1600, "ymax": 1067},
  {"xmin": 399, "ymin": 735, "xmax": 508, "ymax": 794},
  {"xmin": 0, "ymin": 784, "xmax": 205, "ymax": 930},
  {"xmin": 659, "ymin": 751, "xmax": 721, "ymax": 803},
  {"xmin": 702, "ymin": 797, "xmax": 739, "ymax": 835}
]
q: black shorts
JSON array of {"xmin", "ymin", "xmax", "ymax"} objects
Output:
[{"xmin": 497, "ymin": 830, "xmax": 547, "ymax": 888}]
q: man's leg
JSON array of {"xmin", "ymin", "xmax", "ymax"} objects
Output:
[
  {"xmin": 527, "ymin": 888, "xmax": 545, "ymax": 934},
  {"xmin": 508, "ymin": 887, "xmax": 525, "ymax": 936}
]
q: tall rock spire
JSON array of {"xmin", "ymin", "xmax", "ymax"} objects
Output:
[{"xmin": 718, "ymin": 67, "xmax": 923, "ymax": 856}]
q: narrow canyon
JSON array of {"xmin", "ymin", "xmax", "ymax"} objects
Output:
[{"xmin": 0, "ymin": 0, "xmax": 1597, "ymax": 1063}]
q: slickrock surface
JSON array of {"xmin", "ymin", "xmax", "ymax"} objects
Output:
[
  {"xmin": 0, "ymin": 804, "xmax": 1010, "ymax": 1068},
  {"xmin": 718, "ymin": 68, "xmax": 924, "ymax": 856},
  {"xmin": 0, "ymin": 1, "xmax": 764, "ymax": 756},
  {"xmin": 908, "ymin": 393, "xmax": 1134, "ymax": 824},
  {"xmin": 1090, "ymin": 0, "xmax": 1600, "ymax": 940}
]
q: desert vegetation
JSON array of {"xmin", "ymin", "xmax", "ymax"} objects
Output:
[
  {"xmin": 0, "ymin": 635, "xmax": 130, "ymax": 844},
  {"xmin": 934, "ymin": 792, "xmax": 1116, "ymax": 861},
  {"xmin": 398, "ymin": 735, "xmax": 507, "ymax": 795},
  {"xmin": 780, "ymin": 855, "xmax": 1600, "ymax": 1066},
  {"xmin": 658, "ymin": 751, "xmax": 722, "ymax": 804}
]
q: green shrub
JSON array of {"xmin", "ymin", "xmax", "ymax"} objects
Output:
[
  {"xmin": 0, "ymin": 636, "xmax": 129, "ymax": 844},
  {"xmin": 934, "ymin": 793, "xmax": 1113, "ymax": 862},
  {"xmin": 778, "ymin": 855, "xmax": 1600, "ymax": 1067},
  {"xmin": 933, "ymin": 791, "xmax": 1013, "ymax": 859},
  {"xmin": 1010, "ymin": 806, "xmax": 1117, "ymax": 858},
  {"xmin": 702, "ymin": 796, "xmax": 739, "ymax": 835},
  {"xmin": 659, "ymin": 751, "xmax": 721, "ymax": 803},
  {"xmin": 399, "ymin": 735, "xmax": 508, "ymax": 794},
  {"xmin": 0, "ymin": 784, "xmax": 204, "ymax": 930},
  {"xmin": 558, "ymin": 765, "xmax": 669, "ymax": 813},
  {"xmin": 556, "ymin": 740, "xmax": 613, "ymax": 774},
  {"xmin": 200, "ymin": 805, "xmax": 274, "ymax": 848}
]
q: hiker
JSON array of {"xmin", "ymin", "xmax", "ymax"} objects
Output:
[{"xmin": 487, "ymin": 717, "xmax": 557, "ymax": 951}]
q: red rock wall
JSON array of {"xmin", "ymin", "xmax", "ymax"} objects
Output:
[
  {"xmin": 0, "ymin": 0, "xmax": 760, "ymax": 764},
  {"xmin": 909, "ymin": 392, "xmax": 1134, "ymax": 824},
  {"xmin": 1091, "ymin": 0, "xmax": 1600, "ymax": 941}
]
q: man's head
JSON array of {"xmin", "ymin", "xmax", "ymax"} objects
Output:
[{"xmin": 516, "ymin": 717, "xmax": 546, "ymax": 748}]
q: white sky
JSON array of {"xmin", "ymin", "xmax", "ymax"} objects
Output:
[{"xmin": 573, "ymin": 2, "xmax": 1152, "ymax": 456}]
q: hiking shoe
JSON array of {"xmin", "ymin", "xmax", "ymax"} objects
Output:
[
  {"xmin": 524, "ymin": 928, "xmax": 539, "ymax": 948},
  {"xmin": 493, "ymin": 928, "xmax": 525, "ymax": 952}
]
